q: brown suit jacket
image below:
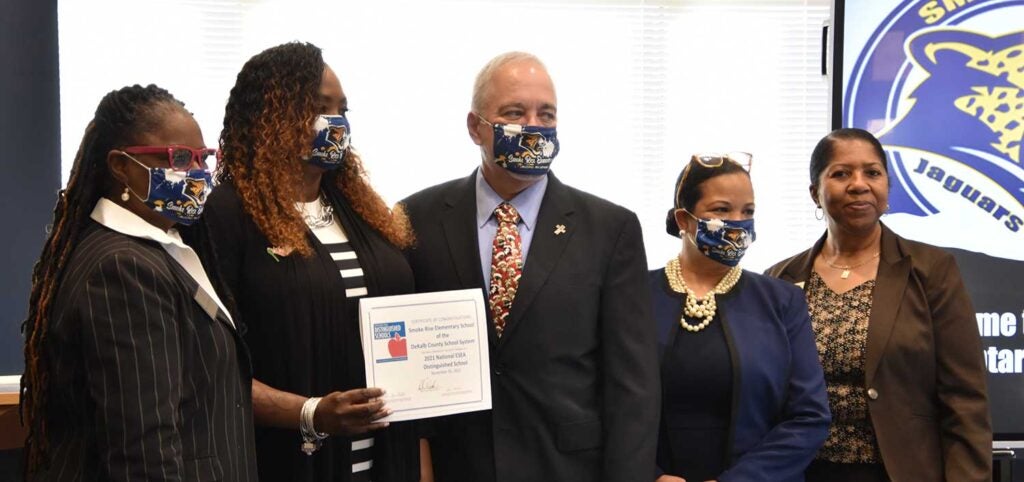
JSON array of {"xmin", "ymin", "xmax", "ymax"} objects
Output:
[{"xmin": 766, "ymin": 223, "xmax": 991, "ymax": 482}]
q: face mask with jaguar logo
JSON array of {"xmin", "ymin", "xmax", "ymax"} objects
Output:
[
  {"xmin": 122, "ymin": 153, "xmax": 213, "ymax": 225},
  {"xmin": 476, "ymin": 114, "xmax": 559, "ymax": 176},
  {"xmin": 683, "ymin": 211, "xmax": 756, "ymax": 267},
  {"xmin": 308, "ymin": 115, "xmax": 351, "ymax": 170}
]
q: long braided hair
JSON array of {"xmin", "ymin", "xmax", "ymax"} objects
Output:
[
  {"xmin": 21, "ymin": 84, "xmax": 185, "ymax": 475},
  {"xmin": 218, "ymin": 41, "xmax": 413, "ymax": 256}
]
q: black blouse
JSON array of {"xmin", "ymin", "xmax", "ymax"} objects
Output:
[
  {"xmin": 653, "ymin": 274, "xmax": 733, "ymax": 481},
  {"xmin": 185, "ymin": 176, "xmax": 418, "ymax": 482}
]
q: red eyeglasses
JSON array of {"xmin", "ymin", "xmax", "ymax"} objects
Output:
[{"xmin": 121, "ymin": 145, "xmax": 218, "ymax": 171}]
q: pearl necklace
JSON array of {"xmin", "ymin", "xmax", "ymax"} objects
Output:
[{"xmin": 664, "ymin": 257, "xmax": 743, "ymax": 332}]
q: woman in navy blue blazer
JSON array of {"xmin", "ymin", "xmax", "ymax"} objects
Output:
[{"xmin": 651, "ymin": 154, "xmax": 830, "ymax": 482}]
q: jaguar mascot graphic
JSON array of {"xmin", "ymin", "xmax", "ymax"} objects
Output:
[
  {"xmin": 310, "ymin": 116, "xmax": 350, "ymax": 163},
  {"xmin": 878, "ymin": 29, "xmax": 1023, "ymax": 223},
  {"xmin": 326, "ymin": 124, "xmax": 350, "ymax": 154},
  {"xmin": 721, "ymin": 225, "xmax": 751, "ymax": 249},
  {"xmin": 183, "ymin": 177, "xmax": 209, "ymax": 206},
  {"xmin": 518, "ymin": 132, "xmax": 555, "ymax": 159},
  {"xmin": 844, "ymin": 0, "xmax": 1024, "ymax": 259}
]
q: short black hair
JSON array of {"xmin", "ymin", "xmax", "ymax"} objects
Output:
[
  {"xmin": 665, "ymin": 158, "xmax": 749, "ymax": 237},
  {"xmin": 809, "ymin": 127, "xmax": 887, "ymax": 189}
]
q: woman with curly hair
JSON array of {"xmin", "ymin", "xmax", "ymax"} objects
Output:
[
  {"xmin": 185, "ymin": 42, "xmax": 418, "ymax": 481},
  {"xmin": 22, "ymin": 84, "xmax": 256, "ymax": 480}
]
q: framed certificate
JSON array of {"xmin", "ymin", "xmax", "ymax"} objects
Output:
[{"xmin": 359, "ymin": 289, "xmax": 492, "ymax": 422}]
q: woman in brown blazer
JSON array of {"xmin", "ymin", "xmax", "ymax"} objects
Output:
[{"xmin": 766, "ymin": 128, "xmax": 991, "ymax": 482}]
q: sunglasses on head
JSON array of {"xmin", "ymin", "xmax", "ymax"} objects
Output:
[
  {"xmin": 121, "ymin": 145, "xmax": 218, "ymax": 171},
  {"xmin": 690, "ymin": 152, "xmax": 753, "ymax": 171},
  {"xmin": 674, "ymin": 152, "xmax": 754, "ymax": 208}
]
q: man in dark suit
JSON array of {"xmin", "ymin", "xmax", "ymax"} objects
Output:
[{"xmin": 401, "ymin": 52, "xmax": 659, "ymax": 482}]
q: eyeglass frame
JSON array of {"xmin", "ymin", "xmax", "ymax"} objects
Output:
[
  {"xmin": 120, "ymin": 145, "xmax": 218, "ymax": 172},
  {"xmin": 674, "ymin": 152, "xmax": 754, "ymax": 209}
]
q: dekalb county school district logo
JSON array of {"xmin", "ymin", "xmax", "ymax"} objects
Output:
[
  {"xmin": 373, "ymin": 321, "xmax": 408, "ymax": 362},
  {"xmin": 845, "ymin": 0, "xmax": 1024, "ymax": 260}
]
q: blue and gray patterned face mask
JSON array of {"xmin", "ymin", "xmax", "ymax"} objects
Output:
[
  {"xmin": 122, "ymin": 154, "xmax": 213, "ymax": 226},
  {"xmin": 308, "ymin": 115, "xmax": 351, "ymax": 170},
  {"xmin": 476, "ymin": 114, "xmax": 559, "ymax": 176},
  {"xmin": 684, "ymin": 211, "xmax": 756, "ymax": 267}
]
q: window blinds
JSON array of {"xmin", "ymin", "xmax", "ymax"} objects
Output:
[{"xmin": 59, "ymin": 0, "xmax": 831, "ymax": 270}]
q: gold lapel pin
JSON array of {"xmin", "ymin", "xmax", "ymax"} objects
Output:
[{"xmin": 554, "ymin": 224, "xmax": 567, "ymax": 235}]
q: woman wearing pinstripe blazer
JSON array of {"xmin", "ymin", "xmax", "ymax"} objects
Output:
[{"xmin": 21, "ymin": 85, "xmax": 257, "ymax": 481}]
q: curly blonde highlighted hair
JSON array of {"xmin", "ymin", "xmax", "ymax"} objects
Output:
[{"xmin": 218, "ymin": 42, "xmax": 412, "ymax": 255}]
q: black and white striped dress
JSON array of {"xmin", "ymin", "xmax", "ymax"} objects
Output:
[{"xmin": 307, "ymin": 204, "xmax": 374, "ymax": 481}]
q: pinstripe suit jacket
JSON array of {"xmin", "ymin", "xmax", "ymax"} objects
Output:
[{"xmin": 35, "ymin": 221, "xmax": 257, "ymax": 481}]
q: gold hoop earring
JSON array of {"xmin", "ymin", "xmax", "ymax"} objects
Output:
[{"xmin": 814, "ymin": 206, "xmax": 824, "ymax": 221}]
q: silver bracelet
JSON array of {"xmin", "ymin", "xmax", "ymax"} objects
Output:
[{"xmin": 300, "ymin": 397, "xmax": 329, "ymax": 455}]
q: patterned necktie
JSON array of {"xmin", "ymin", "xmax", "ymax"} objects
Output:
[{"xmin": 489, "ymin": 202, "xmax": 523, "ymax": 338}]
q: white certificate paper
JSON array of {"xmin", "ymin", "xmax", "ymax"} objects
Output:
[{"xmin": 359, "ymin": 289, "xmax": 492, "ymax": 422}]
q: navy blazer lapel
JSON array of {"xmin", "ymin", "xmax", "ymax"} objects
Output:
[
  {"xmin": 864, "ymin": 223, "xmax": 911, "ymax": 386},
  {"xmin": 500, "ymin": 174, "xmax": 575, "ymax": 344}
]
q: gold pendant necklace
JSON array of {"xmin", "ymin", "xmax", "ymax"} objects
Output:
[
  {"xmin": 664, "ymin": 257, "xmax": 742, "ymax": 332},
  {"xmin": 826, "ymin": 252, "xmax": 879, "ymax": 279}
]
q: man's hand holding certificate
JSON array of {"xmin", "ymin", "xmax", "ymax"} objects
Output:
[{"xmin": 359, "ymin": 289, "xmax": 492, "ymax": 422}]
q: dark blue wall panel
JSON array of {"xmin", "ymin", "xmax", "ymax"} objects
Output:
[{"xmin": 0, "ymin": 0, "xmax": 61, "ymax": 376}]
